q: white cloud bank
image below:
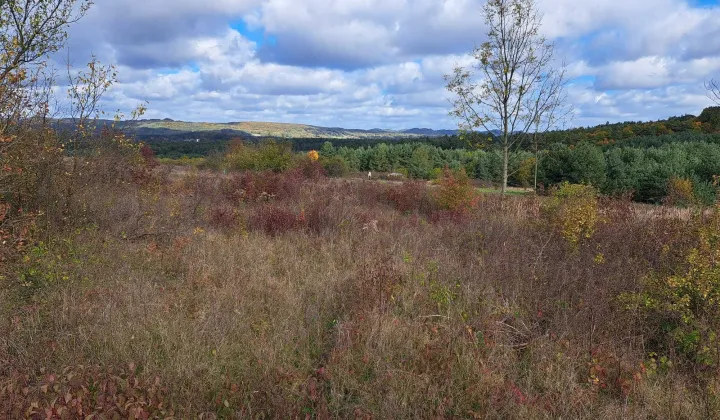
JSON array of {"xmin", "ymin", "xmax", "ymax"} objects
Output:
[{"xmin": 53, "ymin": 0, "xmax": 720, "ymax": 129}]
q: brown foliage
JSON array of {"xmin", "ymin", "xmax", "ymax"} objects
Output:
[{"xmin": 2, "ymin": 160, "xmax": 718, "ymax": 418}]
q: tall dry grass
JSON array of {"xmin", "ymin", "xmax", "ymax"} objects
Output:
[{"xmin": 1, "ymin": 163, "xmax": 717, "ymax": 419}]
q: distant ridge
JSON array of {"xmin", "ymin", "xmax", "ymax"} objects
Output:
[
  {"xmin": 401, "ymin": 128, "xmax": 460, "ymax": 136},
  {"xmin": 51, "ymin": 118, "xmax": 460, "ymax": 140}
]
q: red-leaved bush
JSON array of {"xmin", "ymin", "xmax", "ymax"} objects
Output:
[
  {"xmin": 386, "ymin": 181, "xmax": 436, "ymax": 215},
  {"xmin": 293, "ymin": 156, "xmax": 326, "ymax": 180},
  {"xmin": 208, "ymin": 205, "xmax": 240, "ymax": 229},
  {"xmin": 248, "ymin": 204, "xmax": 306, "ymax": 235},
  {"xmin": 433, "ymin": 167, "xmax": 479, "ymax": 212}
]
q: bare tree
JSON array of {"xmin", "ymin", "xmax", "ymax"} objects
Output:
[
  {"xmin": 62, "ymin": 55, "xmax": 116, "ymax": 212},
  {"xmin": 0, "ymin": 0, "xmax": 91, "ymax": 78},
  {"xmin": 527, "ymin": 66, "xmax": 572, "ymax": 190},
  {"xmin": 67, "ymin": 54, "xmax": 116, "ymax": 132},
  {"xmin": 707, "ymin": 79, "xmax": 720, "ymax": 105},
  {"xmin": 445, "ymin": 0, "xmax": 568, "ymax": 193},
  {"xmin": 0, "ymin": 0, "xmax": 91, "ymax": 135}
]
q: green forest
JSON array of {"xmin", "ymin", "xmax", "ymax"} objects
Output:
[{"xmin": 149, "ymin": 106, "xmax": 720, "ymax": 204}]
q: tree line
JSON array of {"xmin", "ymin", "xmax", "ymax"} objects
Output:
[{"xmin": 319, "ymin": 139, "xmax": 720, "ymax": 204}]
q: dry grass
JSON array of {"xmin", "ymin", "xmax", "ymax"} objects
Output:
[{"xmin": 1, "ymin": 164, "xmax": 717, "ymax": 419}]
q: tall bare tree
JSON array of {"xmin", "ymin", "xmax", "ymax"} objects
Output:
[
  {"xmin": 527, "ymin": 65, "xmax": 572, "ymax": 190},
  {"xmin": 707, "ymin": 79, "xmax": 720, "ymax": 105},
  {"xmin": 445, "ymin": 0, "xmax": 567, "ymax": 193}
]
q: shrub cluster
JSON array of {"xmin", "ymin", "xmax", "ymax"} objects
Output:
[
  {"xmin": 621, "ymin": 203, "xmax": 720, "ymax": 371},
  {"xmin": 541, "ymin": 182, "xmax": 600, "ymax": 248}
]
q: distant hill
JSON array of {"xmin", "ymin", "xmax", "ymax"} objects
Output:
[
  {"xmin": 401, "ymin": 128, "xmax": 460, "ymax": 136},
  {"xmin": 52, "ymin": 118, "xmax": 460, "ymax": 140},
  {"xmin": 52, "ymin": 106, "xmax": 720, "ymax": 145},
  {"xmin": 541, "ymin": 107, "xmax": 720, "ymax": 146}
]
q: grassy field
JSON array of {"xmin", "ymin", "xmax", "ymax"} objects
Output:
[{"xmin": 1, "ymin": 162, "xmax": 719, "ymax": 419}]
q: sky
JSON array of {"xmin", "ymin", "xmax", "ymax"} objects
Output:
[{"xmin": 53, "ymin": 0, "xmax": 720, "ymax": 129}]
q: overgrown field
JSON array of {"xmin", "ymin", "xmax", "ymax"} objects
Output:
[{"xmin": 2, "ymin": 152, "xmax": 720, "ymax": 418}]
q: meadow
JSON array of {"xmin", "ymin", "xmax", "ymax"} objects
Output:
[{"xmin": 2, "ymin": 140, "xmax": 720, "ymax": 419}]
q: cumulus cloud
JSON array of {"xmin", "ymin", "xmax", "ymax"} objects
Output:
[
  {"xmin": 46, "ymin": 0, "xmax": 720, "ymax": 129},
  {"xmin": 249, "ymin": 0, "xmax": 486, "ymax": 68}
]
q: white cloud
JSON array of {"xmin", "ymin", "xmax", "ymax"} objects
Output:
[{"xmin": 45, "ymin": 0, "xmax": 720, "ymax": 129}]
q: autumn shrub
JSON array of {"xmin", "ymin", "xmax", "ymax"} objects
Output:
[
  {"xmin": 208, "ymin": 205, "xmax": 242, "ymax": 230},
  {"xmin": 514, "ymin": 156, "xmax": 536, "ymax": 189},
  {"xmin": 303, "ymin": 192, "xmax": 347, "ymax": 235},
  {"xmin": 1, "ymin": 127, "xmax": 64, "ymax": 217},
  {"xmin": 221, "ymin": 171, "xmax": 266, "ymax": 202},
  {"xmin": 541, "ymin": 182, "xmax": 600, "ymax": 248},
  {"xmin": 386, "ymin": 180, "xmax": 435, "ymax": 215},
  {"xmin": 292, "ymin": 154, "xmax": 326, "ymax": 180},
  {"xmin": 0, "ymin": 127, "xmax": 67, "ymax": 264},
  {"xmin": 620, "ymin": 204, "xmax": 720, "ymax": 370},
  {"xmin": 248, "ymin": 204, "xmax": 306, "ymax": 236},
  {"xmin": 664, "ymin": 176, "xmax": 695, "ymax": 207},
  {"xmin": 432, "ymin": 167, "xmax": 479, "ymax": 212},
  {"xmin": 586, "ymin": 349, "xmax": 644, "ymax": 398}
]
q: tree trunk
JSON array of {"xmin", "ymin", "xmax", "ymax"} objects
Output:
[
  {"xmin": 502, "ymin": 113, "xmax": 509, "ymax": 194},
  {"xmin": 533, "ymin": 134, "xmax": 539, "ymax": 191},
  {"xmin": 502, "ymin": 145, "xmax": 509, "ymax": 194}
]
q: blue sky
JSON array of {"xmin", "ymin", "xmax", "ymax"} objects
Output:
[{"xmin": 56, "ymin": 0, "xmax": 720, "ymax": 129}]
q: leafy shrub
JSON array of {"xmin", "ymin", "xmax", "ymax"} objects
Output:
[
  {"xmin": 432, "ymin": 167, "xmax": 478, "ymax": 212},
  {"xmin": 664, "ymin": 176, "xmax": 695, "ymax": 207},
  {"xmin": 541, "ymin": 182, "xmax": 599, "ymax": 248},
  {"xmin": 620, "ymin": 205, "xmax": 720, "ymax": 370},
  {"xmin": 224, "ymin": 139, "xmax": 293, "ymax": 172},
  {"xmin": 514, "ymin": 157, "xmax": 536, "ymax": 188},
  {"xmin": 320, "ymin": 156, "xmax": 349, "ymax": 177}
]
